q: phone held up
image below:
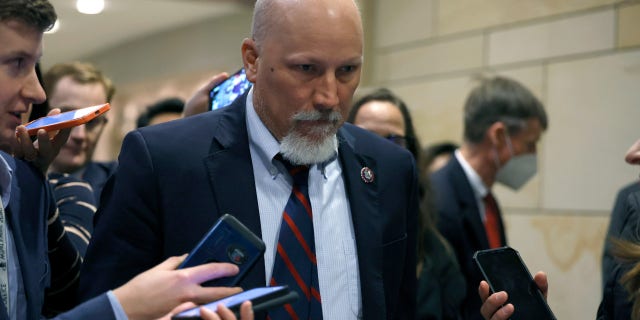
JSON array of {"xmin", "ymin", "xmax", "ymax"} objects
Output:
[
  {"xmin": 178, "ymin": 214, "xmax": 265, "ymax": 287},
  {"xmin": 23, "ymin": 103, "xmax": 110, "ymax": 136},
  {"xmin": 209, "ymin": 68, "xmax": 252, "ymax": 111},
  {"xmin": 474, "ymin": 246, "xmax": 556, "ymax": 320},
  {"xmin": 172, "ymin": 286, "xmax": 298, "ymax": 319}
]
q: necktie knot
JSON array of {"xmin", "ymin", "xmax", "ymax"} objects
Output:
[{"xmin": 277, "ymin": 155, "xmax": 310, "ymax": 187}]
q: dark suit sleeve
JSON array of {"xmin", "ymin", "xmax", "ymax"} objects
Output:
[
  {"xmin": 79, "ymin": 131, "xmax": 163, "ymax": 302},
  {"xmin": 51, "ymin": 293, "xmax": 116, "ymax": 320}
]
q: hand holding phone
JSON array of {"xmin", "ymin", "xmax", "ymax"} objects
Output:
[
  {"xmin": 23, "ymin": 103, "xmax": 110, "ymax": 136},
  {"xmin": 178, "ymin": 214, "xmax": 265, "ymax": 287},
  {"xmin": 172, "ymin": 286, "xmax": 298, "ymax": 319},
  {"xmin": 474, "ymin": 247, "xmax": 556, "ymax": 320},
  {"xmin": 209, "ymin": 68, "xmax": 252, "ymax": 111}
]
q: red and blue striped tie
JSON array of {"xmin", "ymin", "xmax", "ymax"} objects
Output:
[{"xmin": 269, "ymin": 158, "xmax": 322, "ymax": 320}]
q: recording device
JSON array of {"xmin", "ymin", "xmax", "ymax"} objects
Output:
[
  {"xmin": 178, "ymin": 214, "xmax": 265, "ymax": 287},
  {"xmin": 473, "ymin": 246, "xmax": 556, "ymax": 320},
  {"xmin": 23, "ymin": 103, "xmax": 110, "ymax": 136},
  {"xmin": 172, "ymin": 286, "xmax": 298, "ymax": 319},
  {"xmin": 209, "ymin": 68, "xmax": 252, "ymax": 110}
]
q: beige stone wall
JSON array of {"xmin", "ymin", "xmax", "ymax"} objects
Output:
[{"xmin": 367, "ymin": 0, "xmax": 640, "ymax": 318}]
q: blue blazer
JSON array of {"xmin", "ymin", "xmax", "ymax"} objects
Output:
[
  {"xmin": 80, "ymin": 95, "xmax": 418, "ymax": 320},
  {"xmin": 0, "ymin": 152, "xmax": 114, "ymax": 320},
  {"xmin": 430, "ymin": 156, "xmax": 506, "ymax": 320}
]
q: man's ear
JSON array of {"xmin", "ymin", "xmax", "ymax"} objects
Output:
[
  {"xmin": 487, "ymin": 121, "xmax": 507, "ymax": 147},
  {"xmin": 242, "ymin": 38, "xmax": 259, "ymax": 83}
]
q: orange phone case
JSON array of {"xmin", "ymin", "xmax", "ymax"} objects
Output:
[{"xmin": 24, "ymin": 103, "xmax": 110, "ymax": 136}]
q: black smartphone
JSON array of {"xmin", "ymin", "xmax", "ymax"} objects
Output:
[
  {"xmin": 474, "ymin": 247, "xmax": 556, "ymax": 320},
  {"xmin": 172, "ymin": 286, "xmax": 298, "ymax": 319},
  {"xmin": 178, "ymin": 214, "xmax": 265, "ymax": 287},
  {"xmin": 209, "ymin": 68, "xmax": 252, "ymax": 111}
]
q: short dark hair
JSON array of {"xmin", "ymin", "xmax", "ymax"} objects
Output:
[
  {"xmin": 0, "ymin": 0, "xmax": 56, "ymax": 32},
  {"xmin": 422, "ymin": 141, "xmax": 458, "ymax": 170},
  {"xmin": 463, "ymin": 76, "xmax": 548, "ymax": 143},
  {"xmin": 348, "ymin": 88, "xmax": 422, "ymax": 162},
  {"xmin": 136, "ymin": 97, "xmax": 184, "ymax": 128}
]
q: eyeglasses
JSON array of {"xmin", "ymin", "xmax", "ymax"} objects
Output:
[{"xmin": 384, "ymin": 134, "xmax": 408, "ymax": 147}]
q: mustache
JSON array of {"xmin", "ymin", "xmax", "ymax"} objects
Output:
[{"xmin": 292, "ymin": 110, "xmax": 343, "ymax": 122}]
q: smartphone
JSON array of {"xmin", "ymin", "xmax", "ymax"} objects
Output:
[
  {"xmin": 209, "ymin": 68, "xmax": 252, "ymax": 111},
  {"xmin": 23, "ymin": 103, "xmax": 110, "ymax": 136},
  {"xmin": 474, "ymin": 247, "xmax": 556, "ymax": 320},
  {"xmin": 178, "ymin": 214, "xmax": 265, "ymax": 287},
  {"xmin": 172, "ymin": 286, "xmax": 298, "ymax": 319}
]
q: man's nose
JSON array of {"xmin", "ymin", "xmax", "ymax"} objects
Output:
[
  {"xmin": 70, "ymin": 124, "xmax": 87, "ymax": 139},
  {"xmin": 313, "ymin": 73, "xmax": 339, "ymax": 109},
  {"xmin": 22, "ymin": 70, "xmax": 46, "ymax": 105}
]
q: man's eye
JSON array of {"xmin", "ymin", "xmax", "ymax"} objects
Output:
[
  {"xmin": 340, "ymin": 65, "xmax": 356, "ymax": 73},
  {"xmin": 298, "ymin": 65, "xmax": 313, "ymax": 72}
]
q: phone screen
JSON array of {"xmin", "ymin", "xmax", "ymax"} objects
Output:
[
  {"xmin": 474, "ymin": 247, "xmax": 556, "ymax": 320},
  {"xmin": 175, "ymin": 286, "xmax": 288, "ymax": 318},
  {"xmin": 209, "ymin": 69, "xmax": 252, "ymax": 111}
]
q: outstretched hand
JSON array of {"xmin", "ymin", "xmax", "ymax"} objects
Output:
[{"xmin": 114, "ymin": 255, "xmax": 243, "ymax": 320}]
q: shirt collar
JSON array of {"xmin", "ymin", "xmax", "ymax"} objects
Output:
[{"xmin": 455, "ymin": 149, "xmax": 488, "ymax": 199}]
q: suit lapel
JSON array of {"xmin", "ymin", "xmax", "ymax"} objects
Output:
[
  {"xmin": 337, "ymin": 128, "xmax": 386, "ymax": 319},
  {"xmin": 2, "ymin": 154, "xmax": 40, "ymax": 320},
  {"xmin": 449, "ymin": 157, "xmax": 490, "ymax": 248},
  {"xmin": 202, "ymin": 98, "xmax": 266, "ymax": 288}
]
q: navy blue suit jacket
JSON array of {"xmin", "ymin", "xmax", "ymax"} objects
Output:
[
  {"xmin": 430, "ymin": 156, "xmax": 506, "ymax": 320},
  {"xmin": 0, "ymin": 152, "xmax": 114, "ymax": 320},
  {"xmin": 80, "ymin": 96, "xmax": 418, "ymax": 320}
]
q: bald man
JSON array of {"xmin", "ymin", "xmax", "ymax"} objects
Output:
[{"xmin": 80, "ymin": 1, "xmax": 418, "ymax": 319}]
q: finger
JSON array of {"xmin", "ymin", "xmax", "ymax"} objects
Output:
[
  {"xmin": 184, "ymin": 262, "xmax": 239, "ymax": 284},
  {"xmin": 169, "ymin": 301, "xmax": 198, "ymax": 316},
  {"xmin": 47, "ymin": 108, "xmax": 62, "ymax": 116},
  {"xmin": 215, "ymin": 303, "xmax": 236, "ymax": 320},
  {"xmin": 480, "ymin": 291, "xmax": 508, "ymax": 320},
  {"xmin": 188, "ymin": 287, "xmax": 242, "ymax": 305},
  {"xmin": 152, "ymin": 254, "xmax": 189, "ymax": 271},
  {"xmin": 13, "ymin": 126, "xmax": 29, "ymax": 158},
  {"xmin": 493, "ymin": 303, "xmax": 514, "ymax": 320},
  {"xmin": 478, "ymin": 280, "xmax": 491, "ymax": 302},
  {"xmin": 50, "ymin": 127, "xmax": 71, "ymax": 151},
  {"xmin": 239, "ymin": 301, "xmax": 253, "ymax": 320},
  {"xmin": 200, "ymin": 306, "xmax": 221, "ymax": 320},
  {"xmin": 19, "ymin": 129, "xmax": 39, "ymax": 161},
  {"xmin": 533, "ymin": 271, "xmax": 548, "ymax": 299},
  {"xmin": 201, "ymin": 73, "xmax": 229, "ymax": 94}
]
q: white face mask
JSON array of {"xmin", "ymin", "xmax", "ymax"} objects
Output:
[{"xmin": 494, "ymin": 134, "xmax": 537, "ymax": 190}]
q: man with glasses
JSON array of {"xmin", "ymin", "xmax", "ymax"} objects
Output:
[
  {"xmin": 40, "ymin": 62, "xmax": 117, "ymax": 258},
  {"xmin": 43, "ymin": 62, "xmax": 116, "ymax": 201}
]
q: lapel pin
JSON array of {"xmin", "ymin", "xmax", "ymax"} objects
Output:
[{"xmin": 360, "ymin": 167, "xmax": 375, "ymax": 184}]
